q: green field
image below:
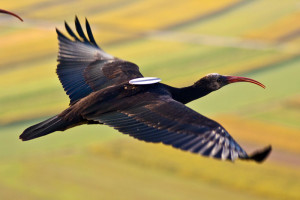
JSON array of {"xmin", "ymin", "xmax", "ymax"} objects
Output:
[{"xmin": 0, "ymin": 0, "xmax": 300, "ymax": 199}]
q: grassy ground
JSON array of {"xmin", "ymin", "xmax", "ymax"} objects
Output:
[
  {"xmin": 1, "ymin": 121, "xmax": 299, "ymax": 200},
  {"xmin": 0, "ymin": 0, "xmax": 300, "ymax": 199}
]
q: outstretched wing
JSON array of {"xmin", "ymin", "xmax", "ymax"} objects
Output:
[
  {"xmin": 84, "ymin": 96, "xmax": 271, "ymax": 162},
  {"xmin": 56, "ymin": 17, "xmax": 143, "ymax": 104}
]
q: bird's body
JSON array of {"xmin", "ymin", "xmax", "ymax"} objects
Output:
[{"xmin": 21, "ymin": 17, "xmax": 271, "ymax": 162}]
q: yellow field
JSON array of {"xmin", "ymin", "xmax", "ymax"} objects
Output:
[{"xmin": 245, "ymin": 11, "xmax": 300, "ymax": 41}]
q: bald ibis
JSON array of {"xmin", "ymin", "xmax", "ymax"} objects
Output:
[
  {"xmin": 0, "ymin": 9, "xmax": 23, "ymax": 21},
  {"xmin": 20, "ymin": 17, "xmax": 271, "ymax": 162}
]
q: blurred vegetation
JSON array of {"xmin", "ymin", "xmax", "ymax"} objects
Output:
[{"xmin": 0, "ymin": 0, "xmax": 299, "ymax": 199}]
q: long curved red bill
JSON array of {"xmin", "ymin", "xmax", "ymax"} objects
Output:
[
  {"xmin": 226, "ymin": 76, "xmax": 265, "ymax": 89},
  {"xmin": 0, "ymin": 9, "xmax": 23, "ymax": 22}
]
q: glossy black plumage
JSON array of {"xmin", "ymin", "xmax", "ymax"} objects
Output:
[
  {"xmin": 56, "ymin": 18, "xmax": 143, "ymax": 104},
  {"xmin": 21, "ymin": 17, "xmax": 271, "ymax": 163}
]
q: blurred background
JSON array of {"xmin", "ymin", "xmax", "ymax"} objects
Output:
[{"xmin": 0, "ymin": 0, "xmax": 300, "ymax": 199}]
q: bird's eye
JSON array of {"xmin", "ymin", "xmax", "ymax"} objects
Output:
[{"xmin": 217, "ymin": 78, "xmax": 221, "ymax": 82}]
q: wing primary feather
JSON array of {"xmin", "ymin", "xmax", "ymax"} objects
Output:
[
  {"xmin": 65, "ymin": 21, "xmax": 80, "ymax": 41},
  {"xmin": 133, "ymin": 129, "xmax": 171, "ymax": 139},
  {"xmin": 85, "ymin": 18, "xmax": 99, "ymax": 47},
  {"xmin": 116, "ymin": 121, "xmax": 144, "ymax": 132},
  {"xmin": 221, "ymin": 146, "xmax": 230, "ymax": 160},
  {"xmin": 137, "ymin": 131, "xmax": 175, "ymax": 142},
  {"xmin": 190, "ymin": 140, "xmax": 208, "ymax": 153},
  {"xmin": 180, "ymin": 136, "xmax": 204, "ymax": 150},
  {"xmin": 75, "ymin": 16, "xmax": 89, "ymax": 43},
  {"xmin": 118, "ymin": 123, "xmax": 149, "ymax": 133},
  {"xmin": 200, "ymin": 141, "xmax": 216, "ymax": 156},
  {"xmin": 102, "ymin": 116, "xmax": 137, "ymax": 126},
  {"xmin": 189, "ymin": 132, "xmax": 216, "ymax": 153},
  {"xmin": 182, "ymin": 131, "xmax": 211, "ymax": 151},
  {"xmin": 227, "ymin": 149, "xmax": 233, "ymax": 161},
  {"xmin": 212, "ymin": 146, "xmax": 223, "ymax": 159},
  {"xmin": 162, "ymin": 134, "xmax": 187, "ymax": 145},
  {"xmin": 244, "ymin": 145, "xmax": 272, "ymax": 163},
  {"xmin": 230, "ymin": 149, "xmax": 239, "ymax": 161},
  {"xmin": 56, "ymin": 28, "xmax": 70, "ymax": 41},
  {"xmin": 171, "ymin": 135, "xmax": 197, "ymax": 148}
]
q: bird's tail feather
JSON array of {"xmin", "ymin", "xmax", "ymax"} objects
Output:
[{"xmin": 20, "ymin": 116, "xmax": 71, "ymax": 141}]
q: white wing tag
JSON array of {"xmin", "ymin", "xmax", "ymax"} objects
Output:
[{"xmin": 129, "ymin": 77, "xmax": 161, "ymax": 85}]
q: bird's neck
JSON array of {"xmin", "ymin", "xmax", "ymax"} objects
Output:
[{"xmin": 165, "ymin": 84, "xmax": 213, "ymax": 104}]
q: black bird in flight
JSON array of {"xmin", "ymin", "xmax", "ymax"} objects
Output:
[
  {"xmin": 0, "ymin": 9, "xmax": 23, "ymax": 21},
  {"xmin": 21, "ymin": 17, "xmax": 271, "ymax": 162}
]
